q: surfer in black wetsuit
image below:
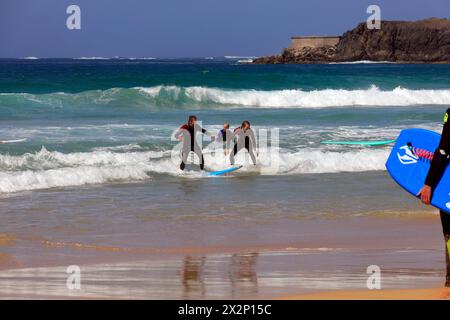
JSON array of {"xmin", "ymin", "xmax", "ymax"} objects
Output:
[
  {"xmin": 216, "ymin": 123, "xmax": 232, "ymax": 155},
  {"xmin": 175, "ymin": 115, "xmax": 213, "ymax": 171},
  {"xmin": 230, "ymin": 120, "xmax": 257, "ymax": 166},
  {"xmin": 417, "ymin": 107, "xmax": 450, "ymax": 287}
]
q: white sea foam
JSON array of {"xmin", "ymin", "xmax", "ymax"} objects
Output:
[
  {"xmin": 263, "ymin": 148, "xmax": 388, "ymax": 174},
  {"xmin": 328, "ymin": 60, "xmax": 395, "ymax": 64},
  {"xmin": 137, "ymin": 85, "xmax": 450, "ymax": 108},
  {"xmin": 0, "ymin": 147, "xmax": 168, "ymax": 171},
  {"xmin": 0, "ymin": 146, "xmax": 389, "ymax": 193},
  {"xmin": 77, "ymin": 57, "xmax": 109, "ymax": 60},
  {"xmin": 0, "ymin": 165, "xmax": 151, "ymax": 193},
  {"xmin": 119, "ymin": 57, "xmax": 156, "ymax": 60},
  {"xmin": 92, "ymin": 144, "xmax": 144, "ymax": 152},
  {"xmin": 224, "ymin": 56, "xmax": 258, "ymax": 59},
  {"xmin": 236, "ymin": 59, "xmax": 254, "ymax": 64},
  {"xmin": 0, "ymin": 148, "xmax": 174, "ymax": 193},
  {"xmin": 74, "ymin": 56, "xmax": 156, "ymax": 60}
]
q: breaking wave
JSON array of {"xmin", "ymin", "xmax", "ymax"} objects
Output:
[
  {"xmin": 140, "ymin": 85, "xmax": 450, "ymax": 108},
  {"xmin": 2, "ymin": 85, "xmax": 450, "ymax": 109},
  {"xmin": 0, "ymin": 147, "xmax": 389, "ymax": 193}
]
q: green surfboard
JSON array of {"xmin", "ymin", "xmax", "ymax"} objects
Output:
[{"xmin": 321, "ymin": 139, "xmax": 396, "ymax": 146}]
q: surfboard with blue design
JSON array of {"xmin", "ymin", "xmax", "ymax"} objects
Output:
[
  {"xmin": 207, "ymin": 165, "xmax": 243, "ymax": 176},
  {"xmin": 386, "ymin": 128, "xmax": 450, "ymax": 213}
]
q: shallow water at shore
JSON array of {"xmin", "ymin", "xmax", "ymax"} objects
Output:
[
  {"xmin": 0, "ymin": 171, "xmax": 438, "ymax": 257},
  {"xmin": 0, "ymin": 171, "xmax": 447, "ymax": 298}
]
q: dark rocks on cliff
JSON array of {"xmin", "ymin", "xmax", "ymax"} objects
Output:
[
  {"xmin": 253, "ymin": 18, "xmax": 450, "ymax": 64},
  {"xmin": 255, "ymin": 46, "xmax": 337, "ymax": 64}
]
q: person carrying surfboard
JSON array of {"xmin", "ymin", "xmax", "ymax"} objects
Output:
[
  {"xmin": 417, "ymin": 108, "xmax": 450, "ymax": 287},
  {"xmin": 216, "ymin": 122, "xmax": 232, "ymax": 155},
  {"xmin": 229, "ymin": 120, "xmax": 257, "ymax": 166},
  {"xmin": 175, "ymin": 115, "xmax": 214, "ymax": 171}
]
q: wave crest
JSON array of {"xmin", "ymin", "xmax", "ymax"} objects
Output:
[{"xmin": 2, "ymin": 85, "xmax": 450, "ymax": 109}]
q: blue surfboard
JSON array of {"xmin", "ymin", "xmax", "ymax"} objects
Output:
[
  {"xmin": 207, "ymin": 165, "xmax": 243, "ymax": 176},
  {"xmin": 386, "ymin": 128, "xmax": 450, "ymax": 213}
]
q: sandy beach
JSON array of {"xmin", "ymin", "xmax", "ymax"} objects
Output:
[{"xmin": 0, "ymin": 233, "xmax": 447, "ymax": 299}]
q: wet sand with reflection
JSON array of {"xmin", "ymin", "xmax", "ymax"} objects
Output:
[{"xmin": 0, "ymin": 246, "xmax": 445, "ymax": 299}]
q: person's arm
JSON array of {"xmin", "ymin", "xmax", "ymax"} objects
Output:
[
  {"xmin": 225, "ymin": 130, "xmax": 232, "ymax": 149},
  {"xmin": 198, "ymin": 125, "xmax": 215, "ymax": 141},
  {"xmin": 229, "ymin": 129, "xmax": 236, "ymax": 141},
  {"xmin": 174, "ymin": 126, "xmax": 184, "ymax": 141},
  {"xmin": 418, "ymin": 108, "xmax": 450, "ymax": 204},
  {"xmin": 229, "ymin": 129, "xmax": 239, "ymax": 147}
]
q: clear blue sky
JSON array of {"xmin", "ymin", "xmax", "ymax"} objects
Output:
[{"xmin": 0, "ymin": 0, "xmax": 449, "ymax": 58}]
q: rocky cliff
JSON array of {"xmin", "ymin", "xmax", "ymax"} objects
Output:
[{"xmin": 253, "ymin": 18, "xmax": 450, "ymax": 64}]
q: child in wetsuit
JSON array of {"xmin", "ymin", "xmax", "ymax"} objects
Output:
[
  {"xmin": 229, "ymin": 120, "xmax": 257, "ymax": 166},
  {"xmin": 216, "ymin": 122, "xmax": 232, "ymax": 155}
]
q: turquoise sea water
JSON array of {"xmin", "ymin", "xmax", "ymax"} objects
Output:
[
  {"xmin": 1, "ymin": 58, "xmax": 450, "ymax": 193},
  {"xmin": 1, "ymin": 58, "xmax": 449, "ymax": 294}
]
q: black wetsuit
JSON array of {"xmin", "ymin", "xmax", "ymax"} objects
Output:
[
  {"xmin": 220, "ymin": 129, "xmax": 227, "ymax": 142},
  {"xmin": 425, "ymin": 107, "xmax": 450, "ymax": 286},
  {"xmin": 230, "ymin": 127, "xmax": 257, "ymax": 165},
  {"xmin": 176, "ymin": 124, "xmax": 207, "ymax": 170},
  {"xmin": 217, "ymin": 129, "xmax": 232, "ymax": 152}
]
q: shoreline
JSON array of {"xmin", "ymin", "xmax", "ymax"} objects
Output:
[{"xmin": 0, "ymin": 211, "xmax": 441, "ymax": 270}]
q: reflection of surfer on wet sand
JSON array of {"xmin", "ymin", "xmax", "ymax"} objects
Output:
[
  {"xmin": 181, "ymin": 256, "xmax": 206, "ymax": 298},
  {"xmin": 228, "ymin": 252, "xmax": 258, "ymax": 296}
]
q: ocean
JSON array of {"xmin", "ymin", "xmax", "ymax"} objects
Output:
[{"xmin": 0, "ymin": 57, "xmax": 449, "ymax": 298}]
